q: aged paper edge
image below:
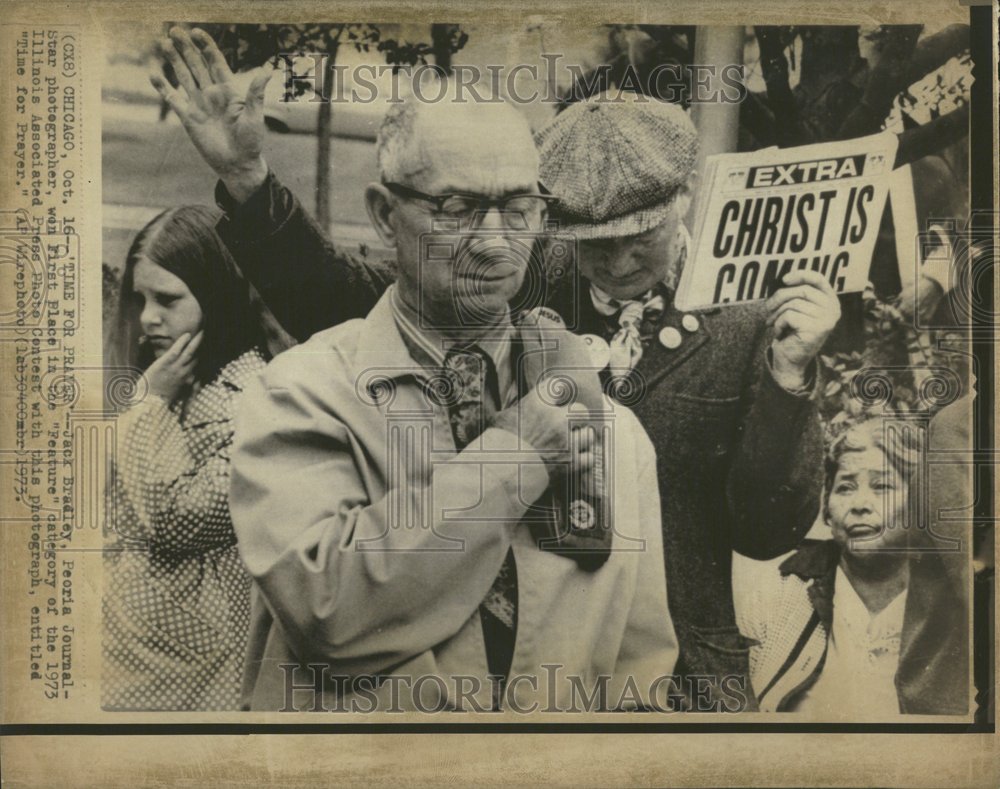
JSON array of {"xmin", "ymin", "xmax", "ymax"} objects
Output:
[{"xmin": 0, "ymin": 0, "xmax": 996, "ymax": 786}]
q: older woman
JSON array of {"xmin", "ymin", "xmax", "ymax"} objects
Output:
[{"xmin": 737, "ymin": 417, "xmax": 969, "ymax": 718}]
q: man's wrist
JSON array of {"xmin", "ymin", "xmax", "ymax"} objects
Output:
[
  {"xmin": 768, "ymin": 346, "xmax": 815, "ymax": 395},
  {"xmin": 220, "ymin": 156, "xmax": 269, "ymax": 205},
  {"xmin": 476, "ymin": 426, "xmax": 552, "ymax": 508}
]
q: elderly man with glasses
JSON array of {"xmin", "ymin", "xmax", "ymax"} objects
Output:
[
  {"xmin": 154, "ymin": 28, "xmax": 837, "ymax": 712},
  {"xmin": 154, "ymin": 29, "xmax": 678, "ymax": 712}
]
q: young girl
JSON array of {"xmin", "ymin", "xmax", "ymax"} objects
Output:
[
  {"xmin": 103, "ymin": 205, "xmax": 288, "ymax": 710},
  {"xmin": 737, "ymin": 417, "xmax": 969, "ymax": 718}
]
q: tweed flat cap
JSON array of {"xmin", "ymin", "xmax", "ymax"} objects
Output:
[{"xmin": 535, "ymin": 93, "xmax": 699, "ymax": 239}]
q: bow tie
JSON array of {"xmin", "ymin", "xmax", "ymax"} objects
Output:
[{"xmin": 590, "ymin": 286, "xmax": 666, "ymax": 378}]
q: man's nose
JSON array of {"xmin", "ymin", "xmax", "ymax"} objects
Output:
[
  {"xmin": 473, "ymin": 205, "xmax": 510, "ymax": 233},
  {"xmin": 605, "ymin": 251, "xmax": 636, "ymax": 275}
]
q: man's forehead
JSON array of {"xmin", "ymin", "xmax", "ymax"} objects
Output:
[{"xmin": 403, "ymin": 104, "xmax": 539, "ymax": 192}]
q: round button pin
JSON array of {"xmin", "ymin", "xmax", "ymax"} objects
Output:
[
  {"xmin": 569, "ymin": 500, "xmax": 596, "ymax": 531},
  {"xmin": 658, "ymin": 326, "xmax": 683, "ymax": 349},
  {"xmin": 682, "ymin": 314, "xmax": 699, "ymax": 332},
  {"xmin": 581, "ymin": 334, "xmax": 611, "ymax": 370}
]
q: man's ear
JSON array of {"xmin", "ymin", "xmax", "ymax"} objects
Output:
[
  {"xmin": 364, "ymin": 183, "xmax": 397, "ymax": 248},
  {"xmin": 675, "ymin": 170, "xmax": 698, "ymax": 219}
]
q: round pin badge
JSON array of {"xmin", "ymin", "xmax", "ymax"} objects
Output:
[
  {"xmin": 581, "ymin": 334, "xmax": 611, "ymax": 370},
  {"xmin": 658, "ymin": 326, "xmax": 683, "ymax": 349},
  {"xmin": 569, "ymin": 499, "xmax": 596, "ymax": 531},
  {"xmin": 681, "ymin": 314, "xmax": 700, "ymax": 333}
]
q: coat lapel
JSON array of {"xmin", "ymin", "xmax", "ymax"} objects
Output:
[
  {"xmin": 634, "ymin": 299, "xmax": 712, "ymax": 390},
  {"xmin": 780, "ymin": 539, "xmax": 840, "ymax": 630},
  {"xmin": 895, "ymin": 552, "xmax": 969, "ymax": 714}
]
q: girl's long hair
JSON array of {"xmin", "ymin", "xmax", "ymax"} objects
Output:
[{"xmin": 107, "ymin": 205, "xmax": 291, "ymax": 388}]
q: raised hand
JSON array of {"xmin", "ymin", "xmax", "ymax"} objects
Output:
[{"xmin": 149, "ymin": 27, "xmax": 272, "ymax": 202}]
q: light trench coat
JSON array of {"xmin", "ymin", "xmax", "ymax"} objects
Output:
[{"xmin": 230, "ymin": 290, "xmax": 678, "ymax": 712}]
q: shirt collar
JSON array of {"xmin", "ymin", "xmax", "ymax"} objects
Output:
[{"xmin": 388, "ymin": 286, "xmax": 513, "ymax": 376}]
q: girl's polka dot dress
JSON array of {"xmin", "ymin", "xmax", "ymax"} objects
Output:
[{"xmin": 102, "ymin": 348, "xmax": 266, "ymax": 711}]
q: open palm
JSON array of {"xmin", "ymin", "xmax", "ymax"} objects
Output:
[{"xmin": 150, "ymin": 27, "xmax": 271, "ymax": 188}]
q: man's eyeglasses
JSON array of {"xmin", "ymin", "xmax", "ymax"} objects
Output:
[{"xmin": 383, "ymin": 181, "xmax": 558, "ymax": 229}]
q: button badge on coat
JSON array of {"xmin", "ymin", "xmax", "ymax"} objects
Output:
[
  {"xmin": 581, "ymin": 334, "xmax": 611, "ymax": 370},
  {"xmin": 658, "ymin": 326, "xmax": 683, "ymax": 349},
  {"xmin": 682, "ymin": 314, "xmax": 700, "ymax": 333}
]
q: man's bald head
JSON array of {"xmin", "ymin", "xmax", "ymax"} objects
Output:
[
  {"xmin": 376, "ymin": 83, "xmax": 538, "ymax": 193},
  {"xmin": 365, "ymin": 79, "xmax": 543, "ymax": 331}
]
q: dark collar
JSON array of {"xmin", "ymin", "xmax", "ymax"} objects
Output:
[
  {"xmin": 779, "ymin": 539, "xmax": 841, "ymax": 581},
  {"xmin": 780, "ymin": 539, "xmax": 841, "ymax": 629}
]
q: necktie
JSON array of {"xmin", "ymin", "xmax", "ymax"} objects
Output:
[
  {"xmin": 591, "ymin": 287, "xmax": 666, "ymax": 378},
  {"xmin": 442, "ymin": 346, "xmax": 517, "ymax": 700}
]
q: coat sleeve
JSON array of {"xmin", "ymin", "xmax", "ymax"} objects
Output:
[
  {"xmin": 725, "ymin": 317, "xmax": 825, "ymax": 560},
  {"xmin": 214, "ymin": 170, "xmax": 392, "ymax": 343},
  {"xmin": 229, "ymin": 373, "xmax": 551, "ymax": 677},
  {"xmin": 115, "ymin": 395, "xmax": 239, "ymax": 559},
  {"xmin": 609, "ymin": 415, "xmax": 679, "ymax": 709}
]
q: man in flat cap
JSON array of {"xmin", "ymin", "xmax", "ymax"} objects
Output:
[
  {"xmin": 155, "ymin": 30, "xmax": 839, "ymax": 709},
  {"xmin": 534, "ymin": 95, "xmax": 839, "ymax": 710}
]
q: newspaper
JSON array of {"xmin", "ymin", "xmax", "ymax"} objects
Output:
[
  {"xmin": 675, "ymin": 133, "xmax": 898, "ymax": 310},
  {"xmin": 0, "ymin": 1, "xmax": 996, "ymax": 787}
]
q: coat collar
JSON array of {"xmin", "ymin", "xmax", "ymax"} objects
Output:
[
  {"xmin": 780, "ymin": 539, "xmax": 841, "ymax": 630},
  {"xmin": 780, "ymin": 539, "xmax": 841, "ymax": 580},
  {"xmin": 634, "ymin": 295, "xmax": 712, "ymax": 388},
  {"xmin": 356, "ymin": 287, "xmax": 431, "ymax": 383}
]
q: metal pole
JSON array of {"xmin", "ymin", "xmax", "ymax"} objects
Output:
[{"xmin": 687, "ymin": 26, "xmax": 744, "ymax": 228}]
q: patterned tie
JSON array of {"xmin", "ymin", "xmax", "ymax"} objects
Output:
[
  {"xmin": 591, "ymin": 287, "xmax": 666, "ymax": 378},
  {"xmin": 442, "ymin": 346, "xmax": 517, "ymax": 698}
]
